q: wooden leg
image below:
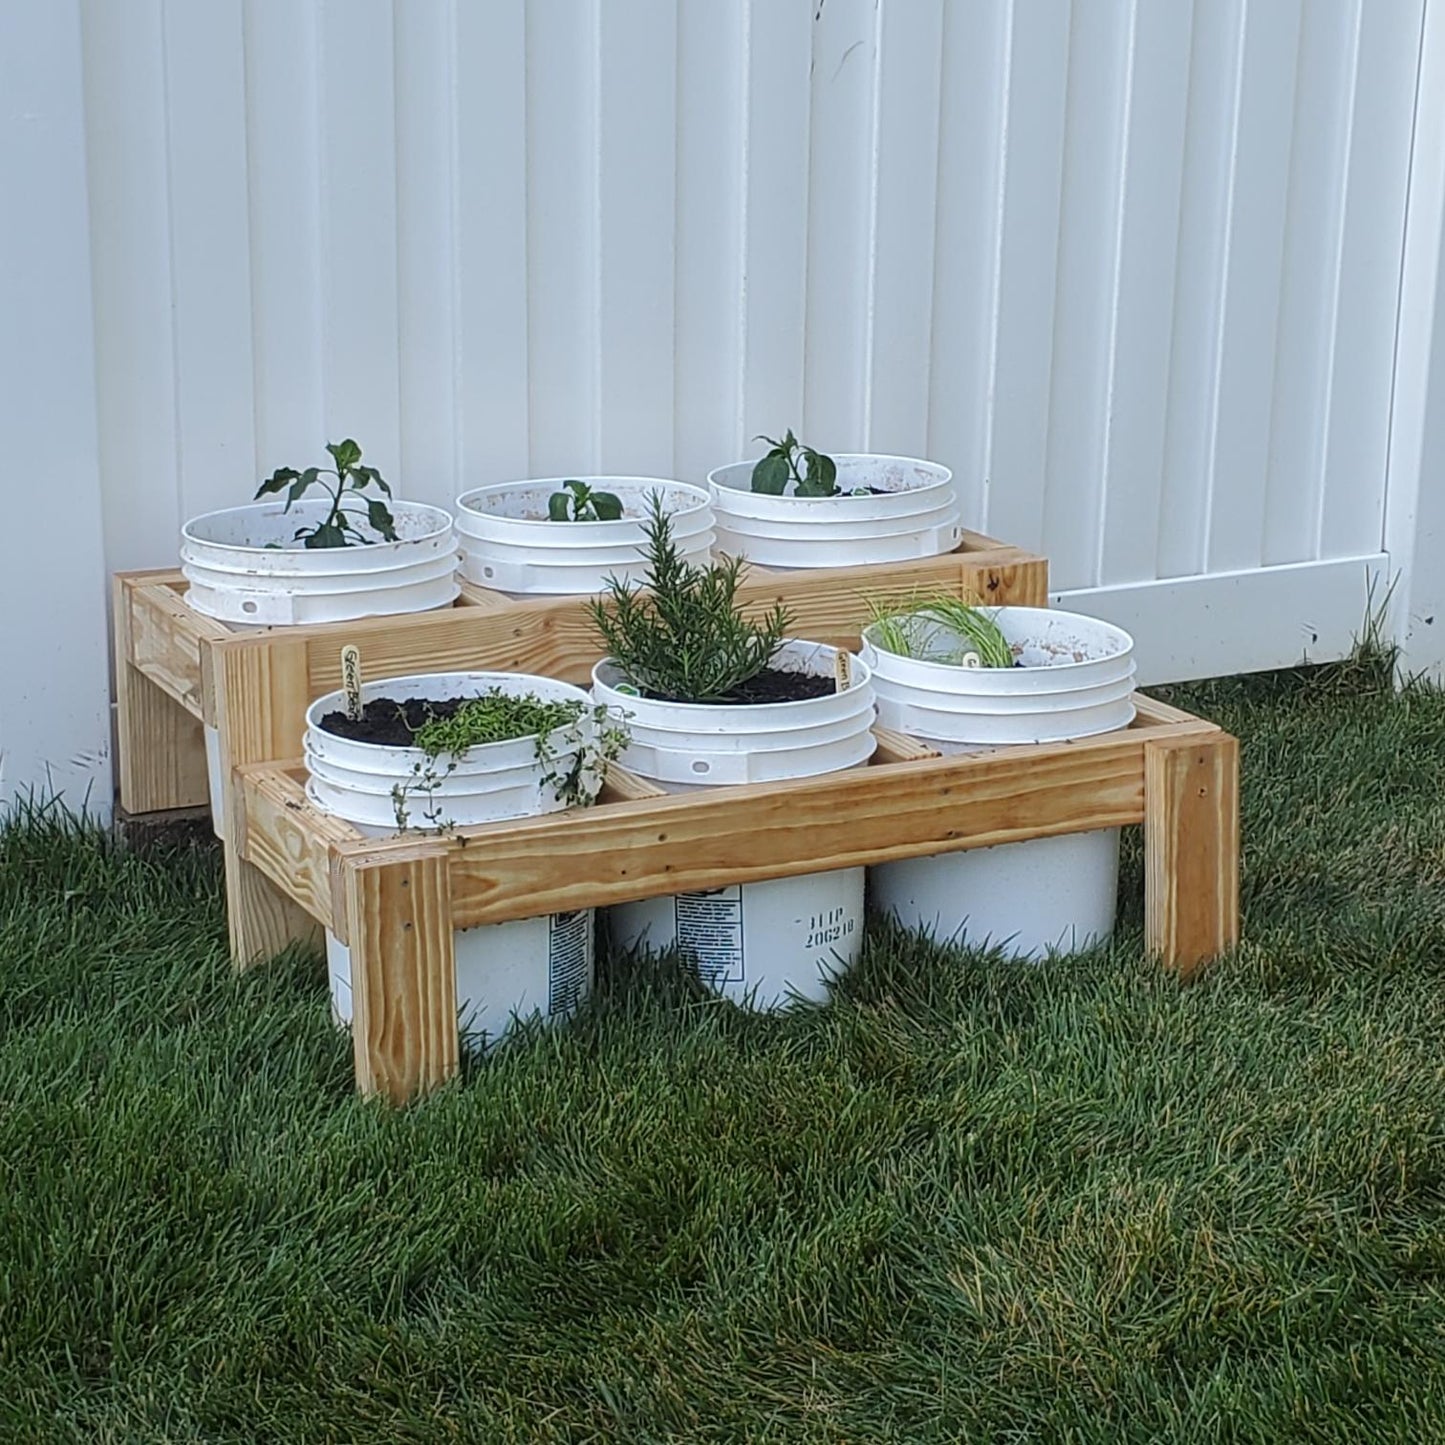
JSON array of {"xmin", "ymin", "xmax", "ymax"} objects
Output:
[
  {"xmin": 345, "ymin": 858, "xmax": 459, "ymax": 1103},
  {"xmin": 225, "ymin": 844, "xmax": 321, "ymax": 970},
  {"xmin": 1144, "ymin": 732, "xmax": 1241, "ymax": 978},
  {"xmin": 113, "ymin": 575, "xmax": 210, "ymax": 814}
]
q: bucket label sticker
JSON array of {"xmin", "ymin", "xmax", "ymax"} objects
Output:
[
  {"xmin": 676, "ymin": 888, "xmax": 744, "ymax": 987},
  {"xmin": 547, "ymin": 910, "xmax": 591, "ymax": 1015}
]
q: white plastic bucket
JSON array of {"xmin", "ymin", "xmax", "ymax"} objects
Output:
[
  {"xmin": 596, "ymin": 640, "xmax": 876, "ymax": 1006},
  {"xmin": 455, "ymin": 477, "xmax": 713, "ymax": 594},
  {"xmin": 859, "ymin": 606, "xmax": 1137, "ymax": 745},
  {"xmin": 861, "ymin": 605, "xmax": 1136, "ymax": 960},
  {"xmin": 708, "ymin": 454, "xmax": 960, "ymax": 569},
  {"xmin": 304, "ymin": 669, "xmax": 598, "ymax": 1047},
  {"xmin": 327, "ymin": 908, "xmax": 594, "ymax": 1050},
  {"xmin": 303, "ymin": 671, "xmax": 593, "ymax": 831},
  {"xmin": 182, "ymin": 498, "xmax": 459, "ymax": 625}
]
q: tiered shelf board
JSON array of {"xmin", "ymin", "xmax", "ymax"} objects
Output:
[
  {"xmin": 231, "ymin": 701, "xmax": 1237, "ymax": 1103},
  {"xmin": 112, "ymin": 529, "xmax": 1048, "ymax": 823}
]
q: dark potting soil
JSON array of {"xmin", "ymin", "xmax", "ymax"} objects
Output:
[
  {"xmin": 644, "ymin": 668, "xmax": 837, "ymax": 706},
  {"xmin": 318, "ymin": 696, "xmax": 467, "ymax": 746}
]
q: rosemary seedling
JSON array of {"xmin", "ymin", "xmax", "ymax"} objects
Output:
[{"xmin": 587, "ymin": 494, "xmax": 791, "ymax": 703}]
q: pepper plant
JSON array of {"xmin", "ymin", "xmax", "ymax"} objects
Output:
[
  {"xmin": 750, "ymin": 429, "xmax": 839, "ymax": 497},
  {"xmin": 254, "ymin": 438, "xmax": 398, "ymax": 548},
  {"xmin": 548, "ymin": 479, "xmax": 624, "ymax": 522}
]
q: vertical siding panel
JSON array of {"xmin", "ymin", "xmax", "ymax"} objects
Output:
[
  {"xmin": 1260, "ymin": 0, "xmax": 1357, "ymax": 567},
  {"xmin": 525, "ymin": 0, "xmax": 597, "ymax": 474},
  {"xmin": 865, "ymin": 0, "xmax": 945, "ymax": 457},
  {"xmin": 738, "ymin": 0, "xmax": 812, "ymax": 455},
  {"xmin": 80, "ymin": 0, "xmax": 181, "ymax": 570},
  {"xmin": 1156, "ymin": 0, "xmax": 1245, "ymax": 580},
  {"xmin": 394, "ymin": 0, "xmax": 458, "ymax": 510},
  {"xmin": 453, "ymin": 0, "xmax": 529, "ymax": 487},
  {"xmin": 1318, "ymin": 0, "xmax": 1426, "ymax": 558},
  {"xmin": 243, "ymin": 0, "xmax": 324, "ymax": 477},
  {"xmin": 317, "ymin": 0, "xmax": 401, "ymax": 475},
  {"xmin": 981, "ymin": 0, "xmax": 1072, "ymax": 550},
  {"xmin": 926, "ymin": 0, "xmax": 1010, "ymax": 534},
  {"xmin": 596, "ymin": 0, "xmax": 678, "ymax": 475},
  {"xmin": 802, "ymin": 0, "xmax": 877, "ymax": 451},
  {"xmin": 1040, "ymin": 0, "xmax": 1133, "ymax": 592},
  {"xmin": 673, "ymin": 2, "xmax": 746, "ymax": 484},
  {"xmin": 1095, "ymin": 0, "xmax": 1193, "ymax": 587},
  {"xmin": 1204, "ymin": 0, "xmax": 1303, "ymax": 574},
  {"xmin": 162, "ymin": 0, "xmax": 257, "ymax": 519},
  {"xmin": 2, "ymin": 0, "xmax": 112, "ymax": 808}
]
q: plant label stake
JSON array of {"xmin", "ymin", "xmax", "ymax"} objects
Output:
[
  {"xmin": 834, "ymin": 651, "xmax": 853, "ymax": 693},
  {"xmin": 341, "ymin": 646, "xmax": 364, "ymax": 721}
]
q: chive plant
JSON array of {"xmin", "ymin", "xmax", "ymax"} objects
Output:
[{"xmin": 868, "ymin": 595, "xmax": 1015, "ymax": 668}]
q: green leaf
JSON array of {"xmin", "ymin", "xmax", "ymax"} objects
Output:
[
  {"xmin": 548, "ymin": 492, "xmax": 573, "ymax": 522},
  {"xmin": 304, "ymin": 522, "xmax": 348, "ymax": 549},
  {"xmin": 366, "ymin": 497, "xmax": 399, "ymax": 540},
  {"xmin": 327, "ymin": 438, "xmax": 362, "ymax": 473},
  {"xmin": 255, "ymin": 466, "xmax": 300, "ymax": 499},
  {"xmin": 591, "ymin": 491, "xmax": 624, "ymax": 521},
  {"xmin": 751, "ymin": 454, "xmax": 790, "ymax": 495},
  {"xmin": 803, "ymin": 449, "xmax": 837, "ymax": 496}
]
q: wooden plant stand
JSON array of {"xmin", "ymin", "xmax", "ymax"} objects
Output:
[
  {"xmin": 230, "ymin": 699, "xmax": 1238, "ymax": 1103},
  {"xmin": 112, "ymin": 529, "xmax": 1048, "ymax": 826}
]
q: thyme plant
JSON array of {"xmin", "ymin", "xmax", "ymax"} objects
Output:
[
  {"xmin": 388, "ymin": 690, "xmax": 629, "ymax": 833},
  {"xmin": 254, "ymin": 438, "xmax": 398, "ymax": 548},
  {"xmin": 587, "ymin": 495, "xmax": 791, "ymax": 703}
]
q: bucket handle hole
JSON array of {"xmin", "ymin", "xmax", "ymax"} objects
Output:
[
  {"xmin": 241, "ymin": 600, "xmax": 258, "ymax": 614},
  {"xmin": 691, "ymin": 760, "xmax": 710, "ymax": 775}
]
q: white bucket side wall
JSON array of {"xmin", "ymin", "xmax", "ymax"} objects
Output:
[
  {"xmin": 595, "ymin": 640, "xmax": 874, "ymax": 1006},
  {"xmin": 862, "ymin": 606, "xmax": 1134, "ymax": 959}
]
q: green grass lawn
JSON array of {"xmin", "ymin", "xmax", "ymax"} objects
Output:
[{"xmin": 2, "ymin": 652, "xmax": 1443, "ymax": 1442}]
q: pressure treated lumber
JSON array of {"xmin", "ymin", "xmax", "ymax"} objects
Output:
[
  {"xmin": 346, "ymin": 856, "xmax": 459, "ymax": 1103},
  {"xmin": 227, "ymin": 690, "xmax": 1239, "ymax": 1102},
  {"xmin": 1144, "ymin": 732, "xmax": 1241, "ymax": 979},
  {"xmin": 112, "ymin": 575, "xmax": 212, "ymax": 814}
]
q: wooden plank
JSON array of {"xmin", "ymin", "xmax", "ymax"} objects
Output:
[
  {"xmin": 269, "ymin": 545, "xmax": 1044, "ymax": 696},
  {"xmin": 1132, "ymin": 692, "xmax": 1222, "ymax": 730},
  {"xmin": 224, "ymin": 843, "xmax": 321, "ymax": 970},
  {"xmin": 600, "ymin": 764, "xmax": 668, "ymax": 803},
  {"xmin": 1144, "ymin": 732, "xmax": 1241, "ymax": 979},
  {"xmin": 113, "ymin": 575, "xmax": 211, "ymax": 814},
  {"xmin": 233, "ymin": 764, "xmax": 360, "ymax": 939},
  {"xmin": 455, "ymin": 579, "xmax": 527, "ymax": 613},
  {"xmin": 339, "ymin": 729, "xmax": 1157, "ymax": 929},
  {"xmin": 124, "ymin": 575, "xmax": 229, "ymax": 718},
  {"xmin": 212, "ymin": 635, "xmax": 311, "ymax": 768},
  {"xmin": 346, "ymin": 856, "xmax": 459, "ymax": 1103},
  {"xmin": 870, "ymin": 726, "xmax": 941, "ymax": 763}
]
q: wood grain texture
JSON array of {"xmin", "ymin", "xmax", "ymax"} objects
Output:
[
  {"xmin": 200, "ymin": 542, "xmax": 1048, "ymax": 703},
  {"xmin": 870, "ymin": 726, "xmax": 942, "ymax": 763},
  {"xmin": 599, "ymin": 764, "xmax": 669, "ymax": 803},
  {"xmin": 233, "ymin": 763, "xmax": 361, "ymax": 939},
  {"xmin": 225, "ymin": 842, "xmax": 321, "ymax": 970},
  {"xmin": 339, "ymin": 727, "xmax": 1160, "ymax": 929},
  {"xmin": 213, "ymin": 635, "xmax": 311, "ymax": 768},
  {"xmin": 113, "ymin": 575, "xmax": 211, "ymax": 813},
  {"xmin": 346, "ymin": 856, "xmax": 459, "ymax": 1103},
  {"xmin": 1144, "ymin": 733, "xmax": 1241, "ymax": 978},
  {"xmin": 123, "ymin": 572, "xmax": 229, "ymax": 718}
]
